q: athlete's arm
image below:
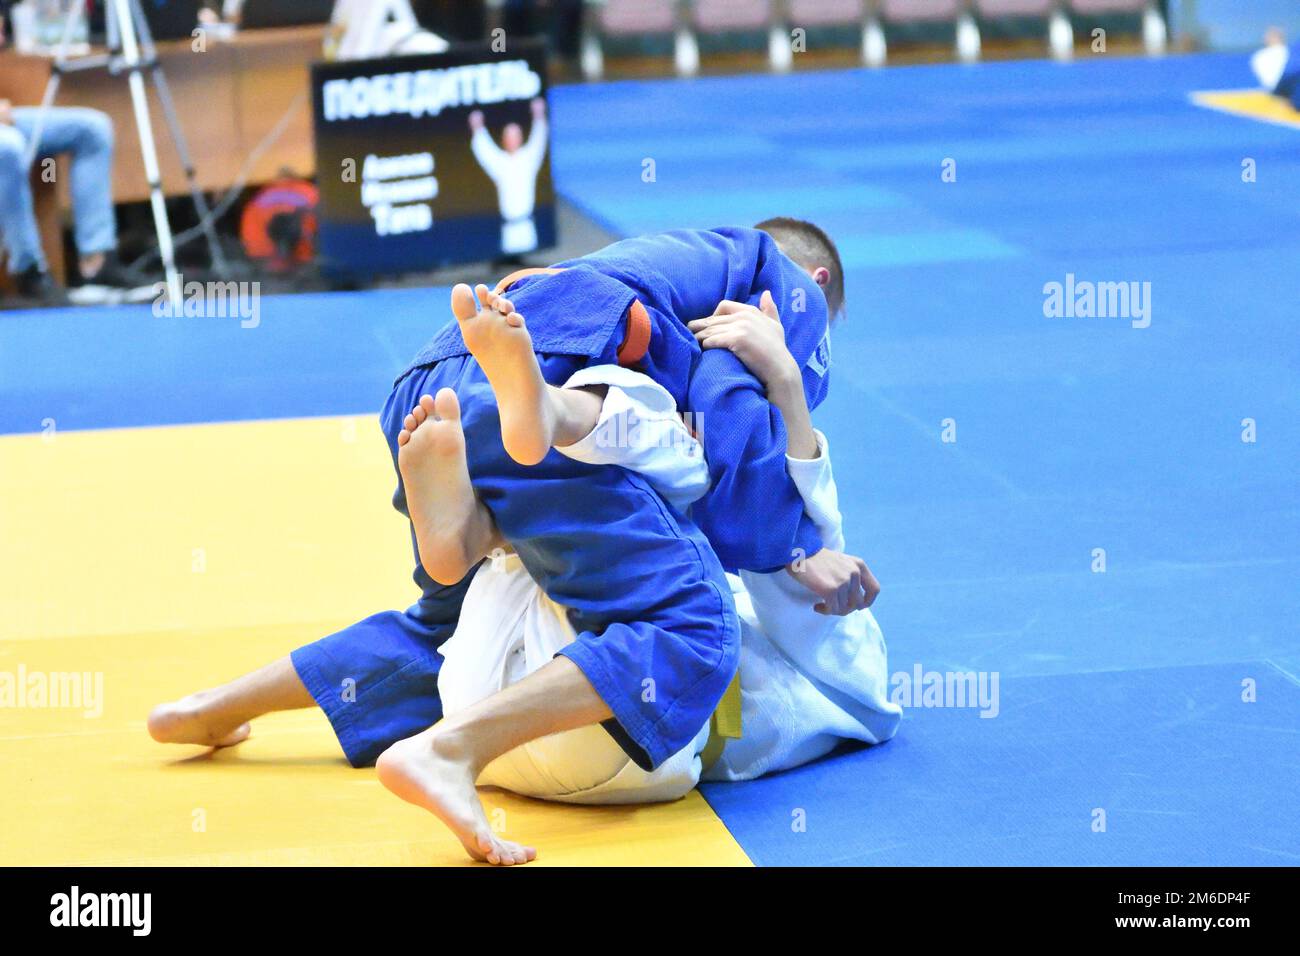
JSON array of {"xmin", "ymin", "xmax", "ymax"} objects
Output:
[
  {"xmin": 691, "ymin": 293, "xmax": 877, "ymax": 613},
  {"xmin": 689, "ymin": 290, "xmax": 818, "ymax": 460}
]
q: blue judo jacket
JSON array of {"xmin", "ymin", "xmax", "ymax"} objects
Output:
[{"xmin": 403, "ymin": 227, "xmax": 833, "ymax": 573}]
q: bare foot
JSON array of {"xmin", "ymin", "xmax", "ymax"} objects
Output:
[
  {"xmin": 451, "ymin": 282, "xmax": 556, "ymax": 466},
  {"xmin": 397, "ymin": 387, "xmax": 498, "ymax": 586},
  {"xmin": 376, "ymin": 729, "xmax": 537, "ymax": 866},
  {"xmin": 147, "ymin": 693, "xmax": 251, "ymax": 748}
]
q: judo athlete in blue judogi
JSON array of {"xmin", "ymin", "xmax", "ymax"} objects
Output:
[
  {"xmin": 553, "ymin": 223, "xmax": 837, "ymax": 572},
  {"xmin": 147, "ymin": 219, "xmax": 856, "ymax": 865}
]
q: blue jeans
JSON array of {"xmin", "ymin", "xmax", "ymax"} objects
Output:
[{"xmin": 0, "ymin": 107, "xmax": 116, "ymax": 273}]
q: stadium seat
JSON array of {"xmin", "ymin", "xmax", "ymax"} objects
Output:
[
  {"xmin": 689, "ymin": 0, "xmax": 782, "ymax": 73},
  {"xmin": 1069, "ymin": 0, "xmax": 1147, "ymax": 10},
  {"xmin": 870, "ymin": 1, "xmax": 974, "ymax": 66},
  {"xmin": 785, "ymin": 0, "xmax": 870, "ymax": 65},
  {"xmin": 974, "ymin": 0, "xmax": 1054, "ymax": 15},
  {"xmin": 693, "ymin": 0, "xmax": 774, "ymax": 32},
  {"xmin": 971, "ymin": 1, "xmax": 1064, "ymax": 61},
  {"xmin": 788, "ymin": 0, "xmax": 868, "ymax": 27},
  {"xmin": 1068, "ymin": 0, "xmax": 1167, "ymax": 55},
  {"xmin": 580, "ymin": 0, "xmax": 690, "ymax": 80},
  {"xmin": 878, "ymin": 0, "xmax": 963, "ymax": 21}
]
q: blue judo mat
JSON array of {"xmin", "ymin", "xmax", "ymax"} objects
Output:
[
  {"xmin": 544, "ymin": 54, "xmax": 1300, "ymax": 864},
  {"xmin": 2, "ymin": 53, "xmax": 1296, "ymax": 864}
]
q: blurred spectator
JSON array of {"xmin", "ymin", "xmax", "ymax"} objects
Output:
[
  {"xmin": 1250, "ymin": 27, "xmax": 1300, "ymax": 109},
  {"xmin": 0, "ymin": 97, "xmax": 137, "ymax": 304}
]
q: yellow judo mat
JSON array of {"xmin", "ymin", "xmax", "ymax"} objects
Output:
[
  {"xmin": 1190, "ymin": 88, "xmax": 1300, "ymax": 129},
  {"xmin": 0, "ymin": 417, "xmax": 751, "ymax": 866}
]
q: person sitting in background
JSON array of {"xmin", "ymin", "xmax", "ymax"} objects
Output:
[
  {"xmin": 1250, "ymin": 28, "xmax": 1300, "ymax": 110},
  {"xmin": 0, "ymin": 97, "xmax": 137, "ymax": 305}
]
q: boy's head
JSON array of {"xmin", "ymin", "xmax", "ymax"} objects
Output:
[{"xmin": 755, "ymin": 216, "xmax": 845, "ymax": 321}]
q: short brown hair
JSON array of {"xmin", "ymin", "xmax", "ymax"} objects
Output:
[{"xmin": 755, "ymin": 216, "xmax": 845, "ymax": 320}]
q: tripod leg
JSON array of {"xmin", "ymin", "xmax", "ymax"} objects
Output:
[
  {"xmin": 109, "ymin": 0, "xmax": 182, "ymax": 308},
  {"xmin": 145, "ymin": 64, "xmax": 230, "ymax": 275},
  {"xmin": 127, "ymin": 0, "xmax": 229, "ymax": 274}
]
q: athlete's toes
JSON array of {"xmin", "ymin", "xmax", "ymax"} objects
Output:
[
  {"xmin": 496, "ymin": 840, "xmax": 525, "ymax": 866},
  {"xmin": 433, "ymin": 387, "xmax": 461, "ymax": 423},
  {"xmin": 397, "ymin": 429, "xmax": 411, "ymax": 447},
  {"xmin": 217, "ymin": 722, "xmax": 251, "ymax": 747},
  {"xmin": 477, "ymin": 833, "xmax": 501, "ymax": 864},
  {"xmin": 418, "ymin": 393, "xmax": 437, "ymax": 416},
  {"xmin": 403, "ymin": 413, "xmax": 418, "ymax": 433},
  {"xmin": 494, "ymin": 295, "xmax": 514, "ymax": 316},
  {"xmin": 474, "ymin": 284, "xmax": 494, "ymax": 312},
  {"xmin": 504, "ymin": 310, "xmax": 525, "ymax": 329},
  {"xmin": 506, "ymin": 841, "xmax": 533, "ymax": 865},
  {"xmin": 451, "ymin": 283, "xmax": 478, "ymax": 321},
  {"xmin": 410, "ymin": 403, "xmax": 428, "ymax": 426}
]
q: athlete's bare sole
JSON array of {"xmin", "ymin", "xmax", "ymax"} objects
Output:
[
  {"xmin": 450, "ymin": 283, "xmax": 557, "ymax": 466},
  {"xmin": 396, "ymin": 387, "xmax": 500, "ymax": 586},
  {"xmin": 376, "ymin": 727, "xmax": 537, "ymax": 866}
]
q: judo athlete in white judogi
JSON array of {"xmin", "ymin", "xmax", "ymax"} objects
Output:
[
  {"xmin": 468, "ymin": 98, "xmax": 548, "ymax": 255},
  {"xmin": 435, "ymin": 363, "xmax": 902, "ymax": 803},
  {"xmin": 1250, "ymin": 28, "xmax": 1300, "ymax": 109}
]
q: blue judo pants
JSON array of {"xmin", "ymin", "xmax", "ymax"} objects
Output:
[{"xmin": 291, "ymin": 349, "xmax": 739, "ymax": 771}]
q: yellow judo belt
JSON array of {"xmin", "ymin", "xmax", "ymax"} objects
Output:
[{"xmin": 700, "ymin": 671, "xmax": 742, "ymax": 773}]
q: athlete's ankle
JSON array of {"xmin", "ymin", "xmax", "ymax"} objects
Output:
[
  {"xmin": 551, "ymin": 385, "xmax": 606, "ymax": 449},
  {"xmin": 464, "ymin": 503, "xmax": 500, "ymax": 562},
  {"xmin": 428, "ymin": 721, "xmax": 484, "ymax": 771}
]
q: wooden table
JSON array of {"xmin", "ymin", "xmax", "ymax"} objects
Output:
[{"xmin": 1, "ymin": 25, "xmax": 325, "ymax": 284}]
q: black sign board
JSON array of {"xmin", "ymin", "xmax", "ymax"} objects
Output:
[{"xmin": 310, "ymin": 41, "xmax": 556, "ymax": 278}]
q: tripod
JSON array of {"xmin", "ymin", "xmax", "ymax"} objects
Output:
[{"xmin": 23, "ymin": 0, "xmax": 230, "ymax": 308}]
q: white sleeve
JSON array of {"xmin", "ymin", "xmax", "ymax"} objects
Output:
[
  {"xmin": 734, "ymin": 428, "xmax": 896, "ymax": 728},
  {"xmin": 784, "ymin": 430, "xmax": 845, "ymax": 552},
  {"xmin": 555, "ymin": 364, "xmax": 710, "ymax": 513},
  {"xmin": 470, "ymin": 127, "xmax": 505, "ymax": 180},
  {"xmin": 520, "ymin": 117, "xmax": 548, "ymax": 174}
]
